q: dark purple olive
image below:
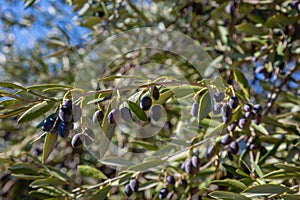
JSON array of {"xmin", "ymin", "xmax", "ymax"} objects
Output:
[
  {"xmin": 206, "ymin": 146, "xmax": 215, "ymax": 160},
  {"xmin": 62, "ymin": 99, "xmax": 72, "ymax": 110},
  {"xmin": 166, "ymin": 175, "xmax": 176, "ymax": 185},
  {"xmin": 58, "ymin": 105, "xmax": 73, "ymax": 123},
  {"xmin": 124, "ymin": 184, "xmax": 133, "ymax": 197},
  {"xmin": 42, "ymin": 115, "xmax": 56, "ymax": 132},
  {"xmin": 244, "ymin": 111, "xmax": 254, "ymax": 120},
  {"xmin": 214, "ymin": 92, "xmax": 225, "ymax": 102},
  {"xmin": 229, "ymin": 141, "xmax": 239, "ymax": 154},
  {"xmin": 253, "ymin": 104, "xmax": 262, "ymax": 114},
  {"xmin": 253, "ymin": 113, "xmax": 262, "ymax": 125},
  {"xmin": 228, "ymin": 96, "xmax": 239, "ymax": 109},
  {"xmin": 184, "ymin": 159, "xmax": 197, "ymax": 174},
  {"xmin": 108, "ymin": 108, "xmax": 120, "ymax": 124},
  {"xmin": 58, "ymin": 122, "xmax": 72, "ymax": 138},
  {"xmin": 150, "ymin": 104, "xmax": 162, "ymax": 121},
  {"xmin": 191, "ymin": 102, "xmax": 199, "ymax": 117},
  {"xmin": 93, "ymin": 110, "xmax": 104, "ymax": 124},
  {"xmin": 238, "ymin": 117, "xmax": 250, "ymax": 129},
  {"xmin": 191, "ymin": 155, "xmax": 200, "ymax": 168},
  {"xmin": 120, "ymin": 107, "xmax": 132, "ymax": 122},
  {"xmin": 227, "ymin": 123, "xmax": 236, "ymax": 132},
  {"xmin": 221, "ymin": 105, "xmax": 232, "ymax": 123},
  {"xmin": 180, "ymin": 179, "xmax": 188, "ymax": 188},
  {"xmin": 159, "ymin": 188, "xmax": 168, "ymax": 199},
  {"xmin": 129, "ymin": 178, "xmax": 139, "ymax": 192},
  {"xmin": 243, "ymin": 103, "xmax": 253, "ymax": 112},
  {"xmin": 71, "ymin": 133, "xmax": 83, "ymax": 148},
  {"xmin": 140, "ymin": 96, "xmax": 152, "ymax": 111},
  {"xmin": 152, "ymin": 86, "xmax": 160, "ymax": 100},
  {"xmin": 221, "ymin": 134, "xmax": 233, "ymax": 145},
  {"xmin": 213, "ymin": 103, "xmax": 222, "ymax": 114}
]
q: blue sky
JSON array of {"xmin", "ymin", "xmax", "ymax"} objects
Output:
[{"xmin": 0, "ymin": 0, "xmax": 90, "ymax": 52}]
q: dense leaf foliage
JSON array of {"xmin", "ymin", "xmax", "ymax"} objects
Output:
[{"xmin": 0, "ymin": 0, "xmax": 299, "ymax": 199}]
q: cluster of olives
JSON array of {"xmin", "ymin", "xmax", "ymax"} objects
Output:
[
  {"xmin": 181, "ymin": 154, "xmax": 201, "ymax": 175},
  {"xmin": 124, "ymin": 178, "xmax": 139, "ymax": 197},
  {"xmin": 227, "ymin": 103, "xmax": 263, "ymax": 133},
  {"xmin": 42, "ymin": 99, "xmax": 82, "ymax": 138},
  {"xmin": 104, "ymin": 86, "xmax": 162, "ymax": 124},
  {"xmin": 159, "ymin": 175, "xmax": 188, "ymax": 199}
]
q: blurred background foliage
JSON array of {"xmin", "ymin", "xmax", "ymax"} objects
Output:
[{"xmin": 0, "ymin": 0, "xmax": 300, "ymax": 199}]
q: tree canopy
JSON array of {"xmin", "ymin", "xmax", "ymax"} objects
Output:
[{"xmin": 0, "ymin": 0, "xmax": 299, "ymax": 199}]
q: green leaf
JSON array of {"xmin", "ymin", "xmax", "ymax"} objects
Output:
[
  {"xmin": 101, "ymin": 157, "xmax": 134, "ymax": 167},
  {"xmin": 127, "ymin": 159, "xmax": 165, "ymax": 171},
  {"xmin": 197, "ymin": 90, "xmax": 211, "ymax": 121},
  {"xmin": 281, "ymin": 194, "xmax": 300, "ymax": 200},
  {"xmin": 98, "ymin": 75, "xmax": 147, "ymax": 81},
  {"xmin": 9, "ymin": 162, "xmax": 39, "ymax": 174},
  {"xmin": 0, "ymin": 81, "xmax": 26, "ymax": 90},
  {"xmin": 233, "ymin": 70, "xmax": 250, "ymax": 100},
  {"xmin": 90, "ymin": 185, "xmax": 111, "ymax": 200},
  {"xmin": 274, "ymin": 163, "xmax": 300, "ymax": 172},
  {"xmin": 209, "ymin": 191, "xmax": 250, "ymax": 200},
  {"xmin": 131, "ymin": 141, "xmax": 158, "ymax": 151},
  {"xmin": 157, "ymin": 89, "xmax": 174, "ymax": 104},
  {"xmin": 26, "ymin": 84, "xmax": 72, "ymax": 91},
  {"xmin": 295, "ymin": 141, "xmax": 300, "ymax": 150},
  {"xmin": 128, "ymin": 101, "xmax": 147, "ymax": 121},
  {"xmin": 24, "ymin": 0, "xmax": 36, "ymax": 9},
  {"xmin": 0, "ymin": 106, "xmax": 29, "ymax": 119},
  {"xmin": 18, "ymin": 100, "xmax": 56, "ymax": 123},
  {"xmin": 265, "ymin": 14, "xmax": 296, "ymax": 28},
  {"xmin": 251, "ymin": 161, "xmax": 264, "ymax": 178},
  {"xmin": 12, "ymin": 174, "xmax": 45, "ymax": 180},
  {"xmin": 242, "ymin": 184, "xmax": 290, "ymax": 197},
  {"xmin": 236, "ymin": 23, "xmax": 267, "ymax": 35},
  {"xmin": 30, "ymin": 178, "xmax": 64, "ymax": 188},
  {"xmin": 42, "ymin": 133, "xmax": 58, "ymax": 163},
  {"xmin": 78, "ymin": 165, "xmax": 108, "ymax": 180},
  {"xmin": 211, "ymin": 179, "xmax": 247, "ymax": 192}
]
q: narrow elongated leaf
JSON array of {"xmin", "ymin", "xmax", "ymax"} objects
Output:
[
  {"xmin": 265, "ymin": 14, "xmax": 296, "ymax": 28},
  {"xmin": 274, "ymin": 163, "xmax": 300, "ymax": 172},
  {"xmin": 295, "ymin": 141, "xmax": 300, "ymax": 149},
  {"xmin": 128, "ymin": 159, "xmax": 165, "ymax": 171},
  {"xmin": 128, "ymin": 101, "xmax": 147, "ymax": 121},
  {"xmin": 0, "ymin": 81, "xmax": 26, "ymax": 90},
  {"xmin": 101, "ymin": 157, "xmax": 134, "ymax": 167},
  {"xmin": 233, "ymin": 70, "xmax": 250, "ymax": 100},
  {"xmin": 236, "ymin": 23, "xmax": 267, "ymax": 35},
  {"xmin": 27, "ymin": 84, "xmax": 72, "ymax": 91},
  {"xmin": 0, "ymin": 106, "xmax": 29, "ymax": 119},
  {"xmin": 42, "ymin": 133, "xmax": 58, "ymax": 163},
  {"xmin": 209, "ymin": 191, "xmax": 250, "ymax": 200},
  {"xmin": 197, "ymin": 90, "xmax": 211, "ymax": 121},
  {"xmin": 90, "ymin": 185, "xmax": 111, "ymax": 200},
  {"xmin": 131, "ymin": 141, "xmax": 158, "ymax": 151},
  {"xmin": 242, "ymin": 184, "xmax": 290, "ymax": 197},
  {"xmin": 12, "ymin": 174, "xmax": 45, "ymax": 180},
  {"xmin": 98, "ymin": 75, "xmax": 146, "ymax": 81},
  {"xmin": 251, "ymin": 161, "xmax": 264, "ymax": 178},
  {"xmin": 281, "ymin": 194, "xmax": 300, "ymax": 200},
  {"xmin": 30, "ymin": 178, "xmax": 64, "ymax": 188},
  {"xmin": 9, "ymin": 163, "xmax": 39, "ymax": 174},
  {"xmin": 18, "ymin": 100, "xmax": 55, "ymax": 123},
  {"xmin": 211, "ymin": 179, "xmax": 247, "ymax": 192},
  {"xmin": 78, "ymin": 165, "xmax": 108, "ymax": 180}
]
